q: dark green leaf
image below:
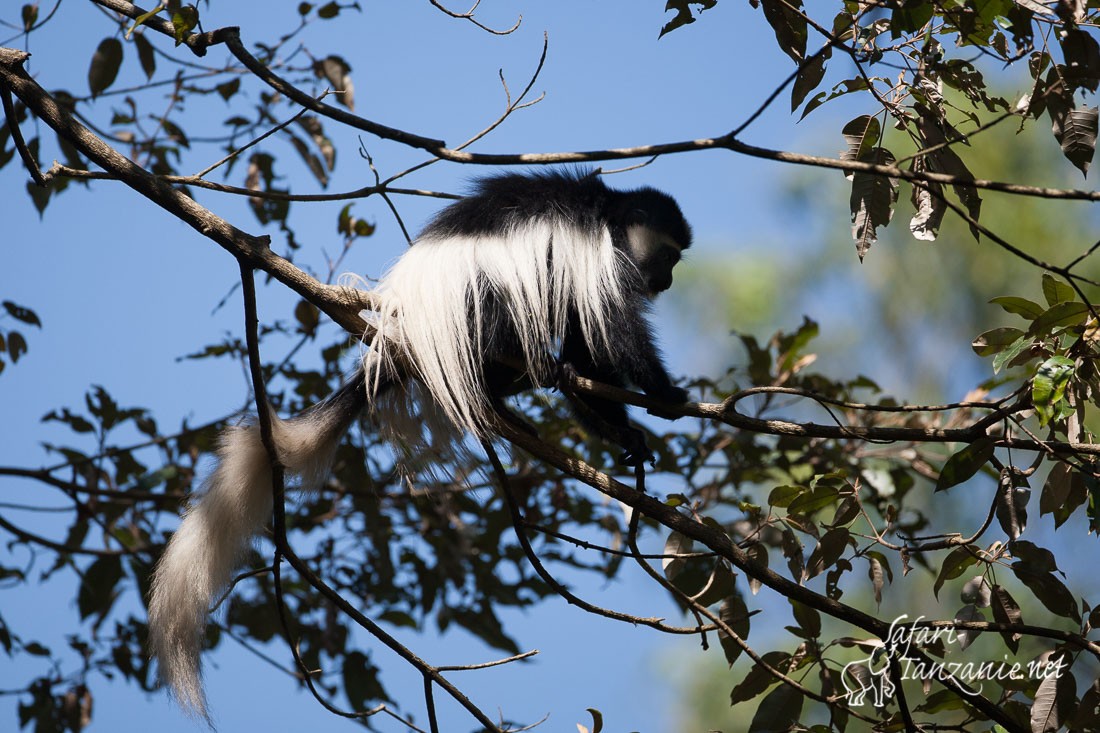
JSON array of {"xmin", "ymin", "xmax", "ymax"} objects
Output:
[
  {"xmin": 691, "ymin": 561, "xmax": 736, "ymax": 607},
  {"xmin": 1011, "ymin": 564, "xmax": 1081, "ymax": 622},
  {"xmin": 788, "ymin": 485, "xmax": 839, "ymax": 515},
  {"xmin": 342, "ymin": 651, "xmax": 388, "ymax": 709},
  {"xmin": 990, "ymin": 295, "xmax": 1045, "ymax": 319},
  {"xmin": 1029, "ymin": 651, "xmax": 1074, "ymax": 732},
  {"xmin": 7, "ymin": 331, "xmax": 27, "ymax": 363},
  {"xmin": 717, "ymin": 594, "xmax": 752, "ymax": 667},
  {"xmin": 1041, "ymin": 274, "xmax": 1078, "ymax": 307},
  {"xmin": 972, "ymin": 327, "xmax": 1025, "ymax": 356},
  {"xmin": 760, "ymin": 0, "xmax": 807, "ymax": 64},
  {"xmin": 1030, "ymin": 301, "xmax": 1090, "ymax": 336},
  {"xmin": 991, "ymin": 333, "xmax": 1033, "ymax": 373},
  {"xmin": 88, "ymin": 37, "xmax": 123, "ymax": 97},
  {"xmin": 216, "ymin": 78, "xmax": 241, "ymax": 101},
  {"xmin": 294, "ymin": 300, "xmax": 320, "ymax": 337},
  {"xmin": 746, "ymin": 543, "xmax": 767, "ymax": 596},
  {"xmin": 767, "ymin": 485, "xmax": 803, "ymax": 508},
  {"xmin": 935, "ymin": 438, "xmax": 995, "ymax": 492},
  {"xmin": 934, "ymin": 546, "xmax": 979, "ymax": 599},
  {"xmin": 77, "ymin": 556, "xmax": 123, "ymax": 620},
  {"xmin": 133, "ymin": 31, "xmax": 156, "ymax": 80},
  {"xmin": 730, "ymin": 651, "xmax": 790, "ymax": 705},
  {"xmin": 791, "ymin": 48, "xmax": 829, "ymax": 112},
  {"xmin": 748, "ymin": 679, "xmax": 804, "ymax": 732},
  {"xmin": 1041, "ymin": 462, "xmax": 1088, "ymax": 528},
  {"xmin": 804, "ymin": 527, "xmax": 849, "ymax": 580},
  {"xmin": 789, "ymin": 598, "xmax": 821, "ymax": 639},
  {"xmin": 1051, "ymin": 104, "xmax": 1098, "ymax": 177}
]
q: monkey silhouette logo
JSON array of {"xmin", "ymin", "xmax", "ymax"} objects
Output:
[{"xmin": 842, "ymin": 645, "xmax": 896, "ymax": 707}]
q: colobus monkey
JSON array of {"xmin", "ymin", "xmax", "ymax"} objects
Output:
[{"xmin": 148, "ymin": 169, "xmax": 692, "ymax": 717}]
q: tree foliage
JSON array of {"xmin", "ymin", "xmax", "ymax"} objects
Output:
[{"xmin": 1, "ymin": 1, "xmax": 1099, "ymax": 732}]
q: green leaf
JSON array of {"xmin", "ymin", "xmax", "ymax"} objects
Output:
[
  {"xmin": 342, "ymin": 651, "xmax": 388, "ymax": 709},
  {"xmin": 1051, "ymin": 103, "xmax": 1098, "ymax": 177},
  {"xmin": 1041, "ymin": 275, "xmax": 1077, "ymax": 307},
  {"xmin": 748, "ymin": 680, "xmax": 804, "ymax": 732},
  {"xmin": 171, "ymin": 5, "xmax": 199, "ymax": 45},
  {"xmin": 77, "ymin": 556, "xmax": 123, "ymax": 620},
  {"xmin": 317, "ymin": 1, "xmax": 342, "ymax": 19},
  {"xmin": 991, "ymin": 333, "xmax": 1033, "ymax": 373},
  {"xmin": 730, "ymin": 651, "xmax": 790, "ymax": 705},
  {"xmin": 216, "ymin": 78, "xmax": 241, "ymax": 101},
  {"xmin": 935, "ymin": 438, "xmax": 995, "ymax": 491},
  {"xmin": 1041, "ymin": 462, "xmax": 1088, "ymax": 528},
  {"xmin": 934, "ymin": 546, "xmax": 979, "ymax": 599},
  {"xmin": 1012, "ymin": 565, "xmax": 1081, "ymax": 622},
  {"xmin": 88, "ymin": 37, "xmax": 123, "ymax": 97},
  {"xmin": 717, "ymin": 594, "xmax": 752, "ymax": 667},
  {"xmin": 791, "ymin": 48, "xmax": 829, "ymax": 112},
  {"xmin": 691, "ymin": 561, "xmax": 736, "ymax": 608},
  {"xmin": 133, "ymin": 31, "xmax": 156, "ymax": 80},
  {"xmin": 294, "ymin": 300, "xmax": 320, "ymax": 337},
  {"xmin": 788, "ymin": 485, "xmax": 839, "ymax": 516},
  {"xmin": 760, "ymin": 0, "xmax": 807, "ymax": 64},
  {"xmin": 1033, "ymin": 356, "xmax": 1075, "ymax": 426},
  {"xmin": 990, "ymin": 295, "xmax": 1045, "ymax": 319},
  {"xmin": 789, "ymin": 598, "xmax": 821, "ymax": 639},
  {"xmin": 972, "ymin": 327, "xmax": 1025, "ymax": 356},
  {"xmin": 767, "ymin": 485, "xmax": 803, "ymax": 508},
  {"xmin": 804, "ymin": 527, "xmax": 850, "ymax": 580},
  {"xmin": 7, "ymin": 331, "xmax": 27, "ymax": 363},
  {"xmin": 1030, "ymin": 300, "xmax": 1090, "ymax": 336}
]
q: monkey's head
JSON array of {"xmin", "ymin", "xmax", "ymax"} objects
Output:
[{"xmin": 618, "ymin": 187, "xmax": 693, "ymax": 296}]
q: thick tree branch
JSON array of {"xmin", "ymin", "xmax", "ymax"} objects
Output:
[{"xmin": 493, "ymin": 419, "xmax": 1026, "ymax": 733}]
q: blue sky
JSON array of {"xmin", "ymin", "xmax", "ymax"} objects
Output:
[{"xmin": 1, "ymin": 1, "xmax": 1058, "ymax": 732}]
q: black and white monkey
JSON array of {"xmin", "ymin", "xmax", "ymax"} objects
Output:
[{"xmin": 148, "ymin": 169, "xmax": 692, "ymax": 716}]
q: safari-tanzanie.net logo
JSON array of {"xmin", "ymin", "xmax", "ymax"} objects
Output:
[{"xmin": 841, "ymin": 614, "xmax": 1069, "ymax": 707}]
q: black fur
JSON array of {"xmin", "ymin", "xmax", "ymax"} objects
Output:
[{"xmin": 433, "ymin": 170, "xmax": 693, "ymax": 464}]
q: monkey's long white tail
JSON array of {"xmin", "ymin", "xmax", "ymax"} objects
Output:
[{"xmin": 148, "ymin": 376, "xmax": 366, "ymax": 719}]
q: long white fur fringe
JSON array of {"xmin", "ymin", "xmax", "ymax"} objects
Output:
[{"xmin": 148, "ymin": 221, "xmax": 627, "ymax": 718}]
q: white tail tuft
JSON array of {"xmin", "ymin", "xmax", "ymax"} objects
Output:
[{"xmin": 148, "ymin": 387, "xmax": 362, "ymax": 718}]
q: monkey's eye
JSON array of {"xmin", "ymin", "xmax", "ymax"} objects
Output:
[{"xmin": 659, "ymin": 245, "xmax": 681, "ymax": 264}]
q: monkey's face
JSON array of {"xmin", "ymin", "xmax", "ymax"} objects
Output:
[{"xmin": 625, "ymin": 224, "xmax": 685, "ymax": 295}]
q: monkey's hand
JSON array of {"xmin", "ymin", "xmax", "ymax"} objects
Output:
[
  {"xmin": 618, "ymin": 426, "xmax": 654, "ymax": 467},
  {"xmin": 646, "ymin": 386, "xmax": 690, "ymax": 420}
]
